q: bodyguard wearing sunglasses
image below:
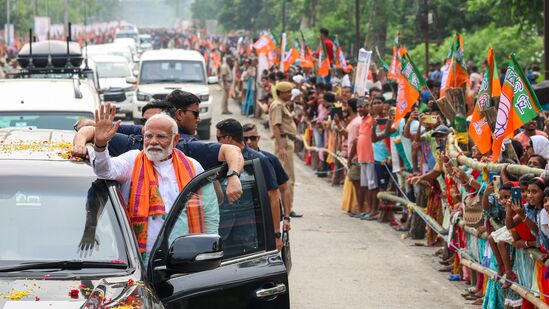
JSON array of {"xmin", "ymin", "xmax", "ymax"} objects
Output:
[{"xmin": 243, "ymin": 123, "xmax": 301, "ymax": 225}]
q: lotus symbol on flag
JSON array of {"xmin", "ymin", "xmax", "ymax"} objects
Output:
[{"xmin": 494, "ymin": 91, "xmax": 510, "ymax": 138}]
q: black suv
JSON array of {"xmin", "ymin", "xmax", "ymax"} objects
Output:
[{"xmin": 0, "ymin": 128, "xmax": 290, "ymax": 308}]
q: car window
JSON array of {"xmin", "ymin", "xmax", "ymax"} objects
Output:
[
  {"xmin": 140, "ymin": 60, "xmax": 205, "ymax": 84},
  {"xmin": 0, "ymin": 178, "xmax": 128, "ymax": 267},
  {"xmin": 96, "ymin": 62, "xmax": 131, "ymax": 78},
  {"xmin": 0, "ymin": 112, "xmax": 93, "ymax": 130},
  {"xmin": 166, "ymin": 164, "xmax": 266, "ymax": 260}
]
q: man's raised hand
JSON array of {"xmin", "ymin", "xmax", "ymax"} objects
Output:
[{"xmin": 94, "ymin": 103, "xmax": 121, "ymax": 148}]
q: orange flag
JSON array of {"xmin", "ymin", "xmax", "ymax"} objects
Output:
[
  {"xmin": 387, "ymin": 33, "xmax": 401, "ymax": 80},
  {"xmin": 440, "ymin": 34, "xmax": 470, "ymax": 97},
  {"xmin": 491, "ymin": 55, "xmax": 542, "ymax": 162},
  {"xmin": 282, "ymin": 42, "xmax": 300, "ymax": 72},
  {"xmin": 394, "ymin": 49, "xmax": 426, "ymax": 127},
  {"xmin": 318, "ymin": 37, "xmax": 331, "ymax": 77},
  {"xmin": 468, "ymin": 105, "xmax": 492, "ymax": 154},
  {"xmin": 468, "ymin": 48, "xmax": 498, "ymax": 154}
]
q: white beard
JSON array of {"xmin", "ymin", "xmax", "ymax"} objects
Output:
[{"xmin": 145, "ymin": 142, "xmax": 173, "ymax": 162}]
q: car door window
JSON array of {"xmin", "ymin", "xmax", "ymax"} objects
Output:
[{"xmin": 164, "ymin": 162, "xmax": 267, "ymax": 261}]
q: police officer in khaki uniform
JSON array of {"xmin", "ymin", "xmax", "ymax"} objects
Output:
[
  {"xmin": 220, "ymin": 56, "xmax": 234, "ymax": 115},
  {"xmin": 269, "ymin": 81, "xmax": 302, "ymax": 217}
]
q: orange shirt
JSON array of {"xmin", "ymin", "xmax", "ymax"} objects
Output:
[{"xmin": 357, "ymin": 115, "xmax": 374, "ymax": 163}]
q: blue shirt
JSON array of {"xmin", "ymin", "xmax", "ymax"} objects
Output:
[
  {"xmin": 107, "ymin": 132, "xmax": 221, "ymax": 170},
  {"xmin": 242, "ymin": 146, "xmax": 278, "ymax": 191},
  {"xmin": 373, "ymin": 125, "xmax": 390, "ymax": 162},
  {"xmin": 260, "ymin": 150, "xmax": 289, "ymax": 186}
]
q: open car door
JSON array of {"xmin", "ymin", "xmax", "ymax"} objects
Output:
[{"xmin": 147, "ymin": 158, "xmax": 290, "ymax": 309}]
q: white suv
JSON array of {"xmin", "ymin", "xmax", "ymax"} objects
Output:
[
  {"xmin": 0, "ymin": 79, "xmax": 99, "ymax": 130},
  {"xmin": 132, "ymin": 49, "xmax": 218, "ymax": 139}
]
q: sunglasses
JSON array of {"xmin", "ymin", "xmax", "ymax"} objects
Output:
[
  {"xmin": 138, "ymin": 118, "xmax": 148, "ymax": 125},
  {"xmin": 181, "ymin": 109, "xmax": 200, "ymax": 119},
  {"xmin": 216, "ymin": 135, "xmax": 227, "ymax": 142},
  {"xmin": 244, "ymin": 136, "xmax": 259, "ymax": 142}
]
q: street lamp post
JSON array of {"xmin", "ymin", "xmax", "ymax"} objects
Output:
[{"xmin": 5, "ymin": 0, "xmax": 10, "ymax": 46}]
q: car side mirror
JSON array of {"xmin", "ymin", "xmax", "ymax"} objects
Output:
[
  {"xmin": 167, "ymin": 234, "xmax": 223, "ymax": 274},
  {"xmin": 207, "ymin": 76, "xmax": 219, "ymax": 84},
  {"xmin": 125, "ymin": 76, "xmax": 137, "ymax": 84}
]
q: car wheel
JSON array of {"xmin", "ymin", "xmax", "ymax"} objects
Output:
[{"xmin": 197, "ymin": 129, "xmax": 210, "ymax": 140}]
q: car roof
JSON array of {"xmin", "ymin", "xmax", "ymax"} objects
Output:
[
  {"xmin": 0, "ymin": 79, "xmax": 98, "ymax": 113},
  {"xmin": 140, "ymin": 49, "xmax": 205, "ymax": 62},
  {"xmin": 90, "ymin": 55, "xmax": 130, "ymax": 64}
]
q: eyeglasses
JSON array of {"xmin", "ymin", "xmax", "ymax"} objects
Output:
[
  {"xmin": 243, "ymin": 136, "xmax": 259, "ymax": 142},
  {"xmin": 181, "ymin": 109, "xmax": 200, "ymax": 119},
  {"xmin": 143, "ymin": 132, "xmax": 173, "ymax": 142}
]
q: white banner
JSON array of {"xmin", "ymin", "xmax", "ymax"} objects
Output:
[
  {"xmin": 4, "ymin": 24, "xmax": 14, "ymax": 47},
  {"xmin": 34, "ymin": 17, "xmax": 51, "ymax": 41},
  {"xmin": 354, "ymin": 48, "xmax": 372, "ymax": 97}
]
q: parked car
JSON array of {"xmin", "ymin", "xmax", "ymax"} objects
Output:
[
  {"xmin": 0, "ymin": 128, "xmax": 290, "ymax": 308},
  {"xmin": 91, "ymin": 55, "xmax": 136, "ymax": 119},
  {"xmin": 132, "ymin": 49, "xmax": 219, "ymax": 139}
]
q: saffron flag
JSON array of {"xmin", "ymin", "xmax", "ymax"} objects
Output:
[
  {"xmin": 299, "ymin": 31, "xmax": 314, "ymax": 68},
  {"xmin": 491, "ymin": 54, "xmax": 542, "ymax": 162},
  {"xmin": 387, "ymin": 33, "xmax": 401, "ymax": 79},
  {"xmin": 318, "ymin": 36, "xmax": 331, "ymax": 77},
  {"xmin": 394, "ymin": 49, "xmax": 427, "ymax": 127},
  {"xmin": 282, "ymin": 41, "xmax": 300, "ymax": 72},
  {"xmin": 468, "ymin": 48, "xmax": 500, "ymax": 154},
  {"xmin": 440, "ymin": 34, "xmax": 469, "ymax": 97},
  {"xmin": 333, "ymin": 36, "xmax": 347, "ymax": 69},
  {"xmin": 253, "ymin": 34, "xmax": 275, "ymax": 55}
]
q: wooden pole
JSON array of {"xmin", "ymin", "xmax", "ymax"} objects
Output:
[{"xmin": 460, "ymin": 258, "xmax": 549, "ymax": 309}]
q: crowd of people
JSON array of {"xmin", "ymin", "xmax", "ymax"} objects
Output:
[
  {"xmin": 3, "ymin": 20, "xmax": 549, "ymax": 307},
  {"xmin": 218, "ymin": 27, "xmax": 549, "ymax": 308}
]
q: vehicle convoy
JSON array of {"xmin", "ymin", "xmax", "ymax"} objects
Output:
[
  {"xmin": 0, "ymin": 128, "xmax": 290, "ymax": 308},
  {"xmin": 132, "ymin": 49, "xmax": 219, "ymax": 140}
]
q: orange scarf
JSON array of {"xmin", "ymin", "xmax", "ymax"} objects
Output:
[{"xmin": 128, "ymin": 148, "xmax": 203, "ymax": 255}]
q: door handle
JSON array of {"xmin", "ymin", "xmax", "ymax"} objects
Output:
[{"xmin": 255, "ymin": 283, "xmax": 287, "ymax": 298}]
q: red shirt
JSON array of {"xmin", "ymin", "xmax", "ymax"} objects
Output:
[{"xmin": 323, "ymin": 38, "xmax": 334, "ymax": 65}]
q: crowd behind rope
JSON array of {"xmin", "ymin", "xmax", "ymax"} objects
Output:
[
  {"xmin": 3, "ymin": 23, "xmax": 549, "ymax": 307},
  {"xmin": 219, "ymin": 28, "xmax": 549, "ymax": 308}
]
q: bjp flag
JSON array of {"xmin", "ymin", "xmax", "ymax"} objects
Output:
[
  {"xmin": 440, "ymin": 34, "xmax": 469, "ymax": 97},
  {"xmin": 491, "ymin": 54, "xmax": 542, "ymax": 162},
  {"xmin": 318, "ymin": 37, "xmax": 331, "ymax": 78},
  {"xmin": 394, "ymin": 49, "xmax": 426, "ymax": 127}
]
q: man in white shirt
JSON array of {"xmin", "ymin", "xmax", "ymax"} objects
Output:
[{"xmin": 92, "ymin": 104, "xmax": 219, "ymax": 259}]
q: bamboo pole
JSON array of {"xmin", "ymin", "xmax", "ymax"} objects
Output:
[
  {"xmin": 447, "ymin": 134, "xmax": 544, "ymax": 176},
  {"xmin": 377, "ymin": 191, "xmax": 546, "ymax": 261},
  {"xmin": 377, "ymin": 192, "xmax": 447, "ymax": 235},
  {"xmin": 460, "ymin": 257, "xmax": 549, "ymax": 309}
]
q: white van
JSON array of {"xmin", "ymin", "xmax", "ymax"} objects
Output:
[{"xmin": 132, "ymin": 49, "xmax": 218, "ymax": 139}]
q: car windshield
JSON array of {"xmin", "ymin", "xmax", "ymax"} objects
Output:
[
  {"xmin": 96, "ymin": 62, "xmax": 131, "ymax": 78},
  {"xmin": 140, "ymin": 36, "xmax": 152, "ymax": 44},
  {"xmin": 140, "ymin": 60, "xmax": 205, "ymax": 84},
  {"xmin": 0, "ymin": 177, "xmax": 128, "ymax": 268},
  {"xmin": 0, "ymin": 112, "xmax": 93, "ymax": 130}
]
